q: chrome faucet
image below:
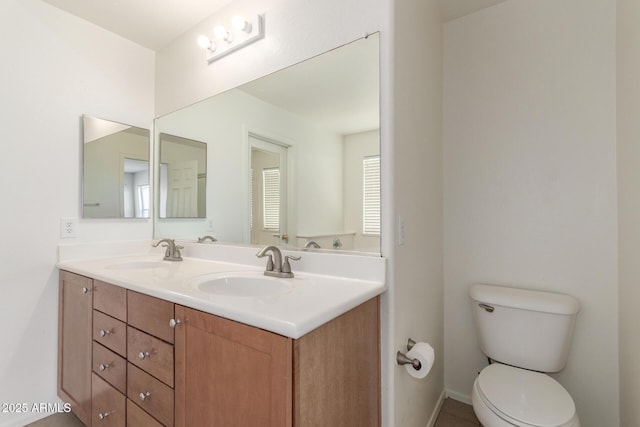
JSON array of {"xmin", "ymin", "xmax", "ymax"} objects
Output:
[
  {"xmin": 153, "ymin": 239, "xmax": 183, "ymax": 262},
  {"xmin": 197, "ymin": 235, "xmax": 217, "ymax": 243},
  {"xmin": 256, "ymin": 246, "xmax": 300, "ymax": 278},
  {"xmin": 303, "ymin": 240, "xmax": 321, "ymax": 249}
]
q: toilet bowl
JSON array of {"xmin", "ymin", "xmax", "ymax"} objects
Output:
[
  {"xmin": 471, "ymin": 364, "xmax": 580, "ymax": 427},
  {"xmin": 469, "ymin": 284, "xmax": 582, "ymax": 427}
]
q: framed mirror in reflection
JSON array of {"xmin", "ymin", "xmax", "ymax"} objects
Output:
[
  {"xmin": 154, "ymin": 33, "xmax": 380, "ymax": 254},
  {"xmin": 82, "ymin": 115, "xmax": 150, "ymax": 219}
]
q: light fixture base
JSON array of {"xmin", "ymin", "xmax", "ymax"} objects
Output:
[{"xmin": 205, "ymin": 14, "xmax": 265, "ymax": 64}]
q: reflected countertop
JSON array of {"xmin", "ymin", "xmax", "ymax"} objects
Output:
[{"xmin": 57, "ymin": 252, "xmax": 386, "ymax": 339}]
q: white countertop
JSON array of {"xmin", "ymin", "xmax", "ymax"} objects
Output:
[{"xmin": 57, "ymin": 249, "xmax": 386, "ymax": 339}]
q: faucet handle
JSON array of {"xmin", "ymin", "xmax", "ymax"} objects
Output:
[
  {"xmin": 282, "ymin": 255, "xmax": 301, "ymax": 274},
  {"xmin": 173, "ymin": 245, "xmax": 184, "ymax": 261}
]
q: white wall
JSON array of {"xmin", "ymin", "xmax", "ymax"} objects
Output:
[
  {"xmin": 443, "ymin": 1, "xmax": 618, "ymax": 426},
  {"xmin": 156, "ymin": 1, "xmax": 446, "ymax": 426},
  {"xmin": 0, "ymin": 1, "xmax": 154, "ymax": 426},
  {"xmin": 617, "ymin": 0, "xmax": 640, "ymax": 424},
  {"xmin": 391, "ymin": 0, "xmax": 444, "ymax": 426},
  {"xmin": 155, "ymin": 0, "xmax": 388, "ymax": 116}
]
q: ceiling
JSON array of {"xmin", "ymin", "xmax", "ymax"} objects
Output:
[
  {"xmin": 41, "ymin": 0, "xmax": 235, "ymax": 50},
  {"xmin": 41, "ymin": 0, "xmax": 510, "ymax": 51}
]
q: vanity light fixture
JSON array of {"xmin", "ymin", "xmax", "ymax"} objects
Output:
[{"xmin": 197, "ymin": 14, "xmax": 265, "ymax": 64}]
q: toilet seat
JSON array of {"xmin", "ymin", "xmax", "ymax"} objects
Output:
[{"xmin": 475, "ymin": 364, "xmax": 577, "ymax": 427}]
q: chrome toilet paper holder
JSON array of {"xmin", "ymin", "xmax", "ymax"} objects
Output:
[{"xmin": 396, "ymin": 338, "xmax": 422, "ymax": 370}]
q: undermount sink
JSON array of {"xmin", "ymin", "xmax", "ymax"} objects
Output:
[
  {"xmin": 193, "ymin": 272, "xmax": 293, "ymax": 297},
  {"xmin": 105, "ymin": 261, "xmax": 167, "ymax": 270}
]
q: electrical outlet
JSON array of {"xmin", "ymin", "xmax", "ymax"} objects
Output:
[
  {"xmin": 397, "ymin": 216, "xmax": 406, "ymax": 246},
  {"xmin": 60, "ymin": 217, "xmax": 78, "ymax": 238},
  {"xmin": 207, "ymin": 218, "xmax": 214, "ymax": 231}
]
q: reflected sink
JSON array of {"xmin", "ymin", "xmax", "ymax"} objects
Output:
[
  {"xmin": 194, "ymin": 272, "xmax": 293, "ymax": 297},
  {"xmin": 105, "ymin": 261, "xmax": 167, "ymax": 270}
]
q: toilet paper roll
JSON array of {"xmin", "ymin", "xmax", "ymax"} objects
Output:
[{"xmin": 404, "ymin": 342, "xmax": 435, "ymax": 379}]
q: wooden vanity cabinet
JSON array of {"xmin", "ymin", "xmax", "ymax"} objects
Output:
[
  {"xmin": 174, "ymin": 297, "xmax": 380, "ymax": 427},
  {"xmin": 58, "ymin": 271, "xmax": 94, "ymax": 427},
  {"xmin": 60, "ymin": 270, "xmax": 380, "ymax": 427}
]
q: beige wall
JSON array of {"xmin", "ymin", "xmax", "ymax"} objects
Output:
[
  {"xmin": 443, "ymin": 1, "xmax": 618, "ymax": 426},
  {"xmin": 392, "ymin": 0, "xmax": 444, "ymax": 425},
  {"xmin": 617, "ymin": 0, "xmax": 640, "ymax": 424}
]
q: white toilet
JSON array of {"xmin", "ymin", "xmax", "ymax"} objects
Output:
[{"xmin": 469, "ymin": 284, "xmax": 581, "ymax": 427}]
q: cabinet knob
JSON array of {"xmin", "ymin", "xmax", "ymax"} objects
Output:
[
  {"xmin": 98, "ymin": 412, "xmax": 110, "ymax": 420},
  {"xmin": 82, "ymin": 287, "xmax": 91, "ymax": 294},
  {"xmin": 98, "ymin": 363, "xmax": 110, "ymax": 372},
  {"xmin": 138, "ymin": 351, "xmax": 150, "ymax": 360},
  {"xmin": 139, "ymin": 391, "xmax": 151, "ymax": 401},
  {"xmin": 99, "ymin": 329, "xmax": 112, "ymax": 337},
  {"xmin": 169, "ymin": 318, "xmax": 182, "ymax": 328}
]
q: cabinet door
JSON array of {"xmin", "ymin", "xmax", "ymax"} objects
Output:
[
  {"xmin": 293, "ymin": 297, "xmax": 380, "ymax": 427},
  {"xmin": 58, "ymin": 270, "xmax": 93, "ymax": 427},
  {"xmin": 174, "ymin": 306, "xmax": 292, "ymax": 427}
]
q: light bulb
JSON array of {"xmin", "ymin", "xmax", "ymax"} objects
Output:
[
  {"xmin": 214, "ymin": 26, "xmax": 232, "ymax": 42},
  {"xmin": 197, "ymin": 35, "xmax": 213, "ymax": 50},
  {"xmin": 232, "ymin": 16, "xmax": 252, "ymax": 33}
]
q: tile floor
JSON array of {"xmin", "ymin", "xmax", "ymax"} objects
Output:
[
  {"xmin": 26, "ymin": 397, "xmax": 479, "ymax": 427},
  {"xmin": 435, "ymin": 398, "xmax": 482, "ymax": 427},
  {"xmin": 25, "ymin": 411, "xmax": 84, "ymax": 427}
]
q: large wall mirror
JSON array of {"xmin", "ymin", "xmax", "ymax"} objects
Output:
[
  {"xmin": 154, "ymin": 33, "xmax": 380, "ymax": 253},
  {"xmin": 82, "ymin": 115, "xmax": 150, "ymax": 218}
]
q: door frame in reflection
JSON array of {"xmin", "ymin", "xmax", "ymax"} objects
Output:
[{"xmin": 248, "ymin": 133, "xmax": 290, "ymax": 246}]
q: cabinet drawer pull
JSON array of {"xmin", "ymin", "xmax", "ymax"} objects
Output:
[
  {"xmin": 139, "ymin": 391, "xmax": 151, "ymax": 401},
  {"xmin": 82, "ymin": 287, "xmax": 91, "ymax": 294},
  {"xmin": 169, "ymin": 318, "xmax": 182, "ymax": 328},
  {"xmin": 98, "ymin": 363, "xmax": 111, "ymax": 372},
  {"xmin": 138, "ymin": 351, "xmax": 151, "ymax": 360},
  {"xmin": 99, "ymin": 329, "xmax": 112, "ymax": 337},
  {"xmin": 97, "ymin": 411, "xmax": 111, "ymax": 420}
]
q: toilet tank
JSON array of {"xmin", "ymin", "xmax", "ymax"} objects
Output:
[{"xmin": 470, "ymin": 284, "xmax": 580, "ymax": 373}]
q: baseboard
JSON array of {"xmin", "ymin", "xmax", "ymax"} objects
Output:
[
  {"xmin": 426, "ymin": 389, "xmax": 446, "ymax": 427},
  {"xmin": 444, "ymin": 388, "xmax": 472, "ymax": 405}
]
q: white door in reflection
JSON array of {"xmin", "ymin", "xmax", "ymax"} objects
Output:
[
  {"xmin": 249, "ymin": 134, "xmax": 289, "ymax": 246},
  {"xmin": 167, "ymin": 160, "xmax": 198, "ymax": 217}
]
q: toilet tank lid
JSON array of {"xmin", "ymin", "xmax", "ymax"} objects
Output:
[{"xmin": 470, "ymin": 284, "xmax": 580, "ymax": 315}]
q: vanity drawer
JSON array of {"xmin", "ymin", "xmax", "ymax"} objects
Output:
[
  {"xmin": 93, "ymin": 310, "xmax": 127, "ymax": 357},
  {"xmin": 127, "ymin": 398, "xmax": 164, "ymax": 427},
  {"xmin": 93, "ymin": 280, "xmax": 127, "ymax": 322},
  {"xmin": 127, "ymin": 291, "xmax": 175, "ymax": 344},
  {"xmin": 92, "ymin": 373, "xmax": 125, "ymax": 427},
  {"xmin": 127, "ymin": 363, "xmax": 174, "ymax": 426},
  {"xmin": 127, "ymin": 326, "xmax": 174, "ymax": 387},
  {"xmin": 93, "ymin": 342, "xmax": 126, "ymax": 394}
]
